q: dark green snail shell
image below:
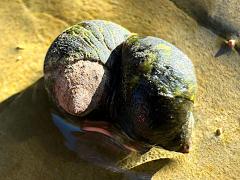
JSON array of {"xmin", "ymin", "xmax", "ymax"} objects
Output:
[
  {"xmin": 44, "ymin": 20, "xmax": 197, "ymax": 153},
  {"xmin": 113, "ymin": 35, "xmax": 197, "ymax": 152},
  {"xmin": 44, "ymin": 20, "xmax": 131, "ymax": 116}
]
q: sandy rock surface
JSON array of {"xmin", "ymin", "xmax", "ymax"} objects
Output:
[{"xmin": 0, "ymin": 0, "xmax": 239, "ymax": 179}]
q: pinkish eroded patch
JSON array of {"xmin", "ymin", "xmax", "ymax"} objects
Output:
[{"xmin": 54, "ymin": 60, "xmax": 108, "ymax": 116}]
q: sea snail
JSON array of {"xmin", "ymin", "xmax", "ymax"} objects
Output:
[
  {"xmin": 44, "ymin": 20, "xmax": 197, "ymax": 153},
  {"xmin": 44, "ymin": 20, "xmax": 131, "ymax": 116}
]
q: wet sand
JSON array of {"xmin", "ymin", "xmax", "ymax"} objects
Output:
[{"xmin": 0, "ymin": 0, "xmax": 239, "ymax": 179}]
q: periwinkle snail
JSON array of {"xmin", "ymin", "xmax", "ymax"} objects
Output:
[{"xmin": 44, "ymin": 20, "xmax": 197, "ymax": 154}]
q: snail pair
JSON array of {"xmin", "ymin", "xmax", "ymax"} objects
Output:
[{"xmin": 44, "ymin": 20, "xmax": 197, "ymax": 153}]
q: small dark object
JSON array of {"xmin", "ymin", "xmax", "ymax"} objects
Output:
[
  {"xmin": 215, "ymin": 128, "xmax": 223, "ymax": 136},
  {"xmin": 15, "ymin": 46, "xmax": 24, "ymax": 50}
]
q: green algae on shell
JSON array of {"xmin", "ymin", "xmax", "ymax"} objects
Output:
[
  {"xmin": 122, "ymin": 35, "xmax": 197, "ymax": 101},
  {"xmin": 44, "ymin": 20, "xmax": 131, "ymax": 116},
  {"xmin": 112, "ymin": 35, "xmax": 197, "ymax": 153}
]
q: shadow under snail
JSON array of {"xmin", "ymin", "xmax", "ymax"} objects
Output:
[{"xmin": 44, "ymin": 20, "xmax": 197, "ymax": 154}]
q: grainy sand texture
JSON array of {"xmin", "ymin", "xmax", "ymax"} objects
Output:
[{"xmin": 0, "ymin": 0, "xmax": 239, "ymax": 179}]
